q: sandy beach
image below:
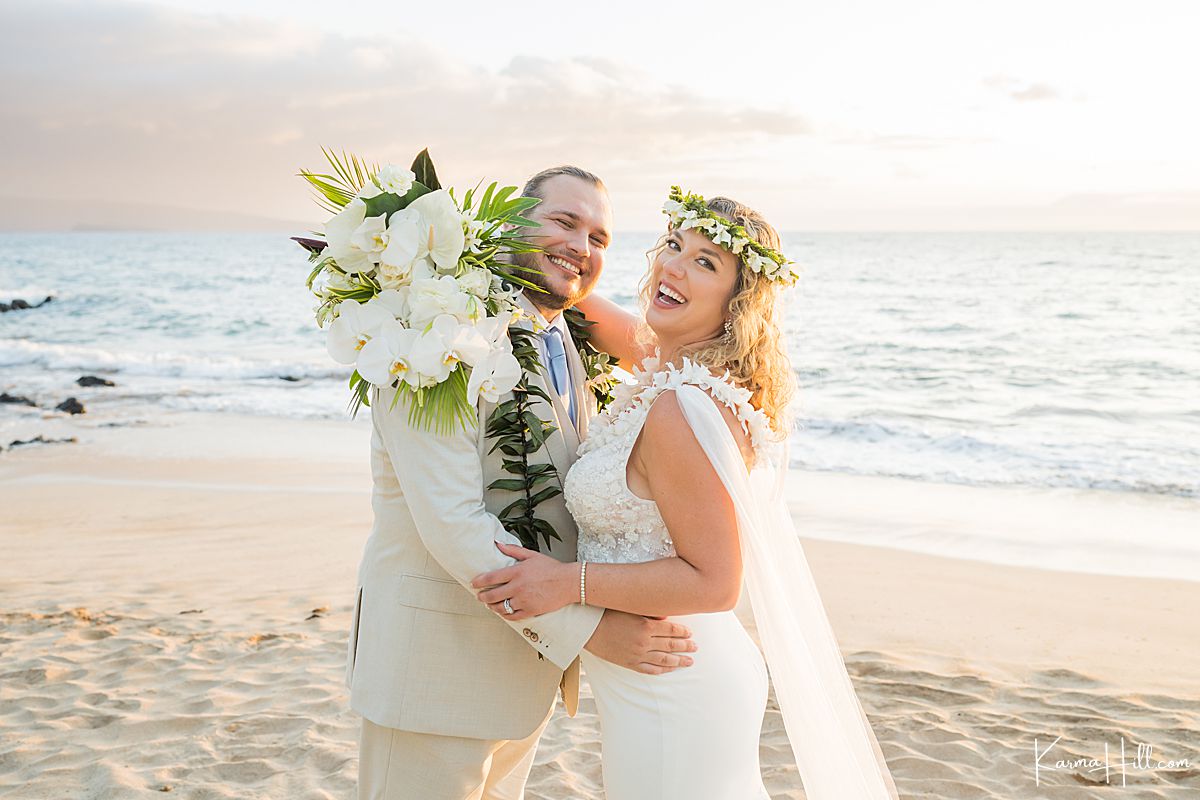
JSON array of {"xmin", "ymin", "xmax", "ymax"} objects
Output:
[{"xmin": 2, "ymin": 412, "xmax": 1198, "ymax": 799}]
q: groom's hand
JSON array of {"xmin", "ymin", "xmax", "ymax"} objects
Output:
[{"xmin": 584, "ymin": 610, "xmax": 696, "ymax": 675}]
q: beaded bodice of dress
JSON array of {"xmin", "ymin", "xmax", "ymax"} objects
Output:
[
  {"xmin": 563, "ymin": 357, "xmax": 773, "ymax": 566},
  {"xmin": 563, "ymin": 396, "xmax": 675, "ymax": 565}
]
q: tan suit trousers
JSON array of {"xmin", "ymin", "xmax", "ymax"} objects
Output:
[{"xmin": 357, "ymin": 706, "xmax": 554, "ymax": 800}]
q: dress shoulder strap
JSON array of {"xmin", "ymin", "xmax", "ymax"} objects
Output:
[{"xmin": 580, "ymin": 355, "xmax": 778, "ymax": 459}]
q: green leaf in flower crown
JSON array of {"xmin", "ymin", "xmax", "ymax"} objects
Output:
[{"xmin": 410, "ymin": 149, "xmax": 441, "ymax": 191}]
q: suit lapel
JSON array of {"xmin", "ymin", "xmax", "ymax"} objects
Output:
[{"xmin": 563, "ymin": 327, "xmax": 591, "ymax": 441}]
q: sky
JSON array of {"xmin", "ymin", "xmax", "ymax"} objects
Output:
[{"xmin": 2, "ymin": 0, "xmax": 1199, "ymax": 231}]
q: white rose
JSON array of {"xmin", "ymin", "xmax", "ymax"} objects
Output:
[
  {"xmin": 407, "ymin": 274, "xmax": 472, "ymax": 328},
  {"xmin": 375, "ymin": 164, "xmax": 416, "ymax": 195},
  {"xmin": 457, "ymin": 267, "xmax": 492, "ymax": 298}
]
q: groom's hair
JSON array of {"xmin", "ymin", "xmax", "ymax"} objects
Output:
[{"xmin": 522, "ymin": 165, "xmax": 607, "ymax": 201}]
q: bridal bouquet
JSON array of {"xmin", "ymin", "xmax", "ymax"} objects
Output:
[{"xmin": 295, "ymin": 149, "xmax": 544, "ymax": 432}]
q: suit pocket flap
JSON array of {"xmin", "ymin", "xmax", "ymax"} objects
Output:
[{"xmin": 397, "ymin": 574, "xmax": 489, "ymax": 617}]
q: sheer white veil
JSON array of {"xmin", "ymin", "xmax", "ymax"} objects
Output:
[{"xmin": 674, "ymin": 383, "xmax": 900, "ymax": 799}]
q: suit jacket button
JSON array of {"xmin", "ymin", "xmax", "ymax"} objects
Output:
[{"xmin": 522, "ymin": 628, "xmax": 533, "ymax": 639}]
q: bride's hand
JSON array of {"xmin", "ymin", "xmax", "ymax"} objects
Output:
[{"xmin": 471, "ymin": 541, "xmax": 578, "ymax": 621}]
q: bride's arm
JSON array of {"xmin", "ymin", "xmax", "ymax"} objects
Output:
[
  {"xmin": 574, "ymin": 294, "xmax": 653, "ymax": 371},
  {"xmin": 472, "ymin": 391, "xmax": 747, "ymax": 619}
]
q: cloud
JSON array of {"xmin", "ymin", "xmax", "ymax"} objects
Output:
[
  {"xmin": 840, "ymin": 134, "xmax": 990, "ymax": 150},
  {"xmin": 0, "ymin": 0, "xmax": 811, "ymax": 228},
  {"xmin": 983, "ymin": 75, "xmax": 1061, "ymax": 102}
]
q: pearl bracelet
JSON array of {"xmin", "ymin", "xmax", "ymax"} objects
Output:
[{"xmin": 579, "ymin": 561, "xmax": 588, "ymax": 606}]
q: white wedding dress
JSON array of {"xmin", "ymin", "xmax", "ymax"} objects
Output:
[{"xmin": 564, "ymin": 359, "xmax": 900, "ymax": 800}]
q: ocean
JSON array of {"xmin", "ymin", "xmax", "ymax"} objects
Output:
[{"xmin": 2, "ymin": 231, "xmax": 1198, "ymax": 500}]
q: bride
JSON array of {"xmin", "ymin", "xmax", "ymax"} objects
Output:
[{"xmin": 471, "ymin": 188, "xmax": 900, "ymax": 799}]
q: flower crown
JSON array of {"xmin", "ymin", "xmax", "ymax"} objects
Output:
[{"xmin": 662, "ymin": 186, "xmax": 799, "ymax": 285}]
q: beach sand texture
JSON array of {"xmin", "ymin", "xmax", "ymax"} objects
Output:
[{"xmin": 2, "ymin": 414, "xmax": 1198, "ymax": 799}]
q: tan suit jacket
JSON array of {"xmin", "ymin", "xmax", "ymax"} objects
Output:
[{"xmin": 346, "ymin": 297, "xmax": 604, "ymax": 741}]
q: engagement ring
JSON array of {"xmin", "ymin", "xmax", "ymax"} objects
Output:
[{"xmin": 503, "ymin": 599, "xmax": 515, "ymax": 615}]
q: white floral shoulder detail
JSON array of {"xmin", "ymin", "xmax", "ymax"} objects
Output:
[{"xmin": 580, "ymin": 354, "xmax": 774, "ymax": 459}]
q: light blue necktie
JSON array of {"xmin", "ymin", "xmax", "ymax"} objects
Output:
[{"xmin": 541, "ymin": 326, "xmax": 577, "ymax": 426}]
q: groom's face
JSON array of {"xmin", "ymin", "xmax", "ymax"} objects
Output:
[{"xmin": 516, "ymin": 175, "xmax": 613, "ymax": 312}]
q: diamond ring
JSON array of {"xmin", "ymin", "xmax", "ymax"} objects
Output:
[{"xmin": 503, "ymin": 599, "xmax": 515, "ymax": 615}]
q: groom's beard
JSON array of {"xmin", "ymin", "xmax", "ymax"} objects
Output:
[{"xmin": 513, "ymin": 249, "xmax": 594, "ymax": 312}]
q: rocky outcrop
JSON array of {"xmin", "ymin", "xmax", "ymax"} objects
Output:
[
  {"xmin": 77, "ymin": 376, "xmax": 116, "ymax": 387},
  {"xmin": 0, "ymin": 296, "xmax": 54, "ymax": 313},
  {"xmin": 3, "ymin": 435, "xmax": 78, "ymax": 452},
  {"xmin": 55, "ymin": 398, "xmax": 86, "ymax": 415},
  {"xmin": 0, "ymin": 392, "xmax": 36, "ymax": 406}
]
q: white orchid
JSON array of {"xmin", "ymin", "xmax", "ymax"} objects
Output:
[
  {"xmin": 350, "ymin": 213, "xmax": 389, "ymax": 264},
  {"xmin": 410, "ymin": 314, "xmax": 490, "ymax": 385},
  {"xmin": 324, "ymin": 199, "xmax": 374, "ymax": 274},
  {"xmin": 356, "ymin": 317, "xmax": 424, "ymax": 388},
  {"xmin": 374, "ymin": 288, "xmax": 410, "ymax": 322},
  {"xmin": 467, "ymin": 347, "xmax": 522, "ymax": 404},
  {"xmin": 300, "ymin": 149, "xmax": 575, "ymax": 432},
  {"xmin": 408, "ymin": 189, "xmax": 466, "ymax": 273},
  {"xmin": 473, "ymin": 313, "xmax": 516, "ymax": 350},
  {"xmin": 326, "ymin": 297, "xmax": 395, "ymax": 364},
  {"xmin": 376, "ymin": 164, "xmax": 416, "ymax": 195},
  {"xmin": 407, "ymin": 274, "xmax": 474, "ymax": 327},
  {"xmin": 379, "ymin": 209, "xmax": 425, "ymax": 287}
]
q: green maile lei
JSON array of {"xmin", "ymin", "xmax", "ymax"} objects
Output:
[
  {"xmin": 296, "ymin": 147, "xmax": 617, "ymax": 552},
  {"xmin": 485, "ymin": 306, "xmax": 617, "ymax": 552}
]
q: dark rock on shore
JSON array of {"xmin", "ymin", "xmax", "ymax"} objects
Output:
[
  {"xmin": 77, "ymin": 375, "xmax": 116, "ymax": 387},
  {"xmin": 3, "ymin": 435, "xmax": 78, "ymax": 452},
  {"xmin": 0, "ymin": 296, "xmax": 54, "ymax": 313},
  {"xmin": 0, "ymin": 392, "xmax": 37, "ymax": 406},
  {"xmin": 55, "ymin": 397, "xmax": 86, "ymax": 415}
]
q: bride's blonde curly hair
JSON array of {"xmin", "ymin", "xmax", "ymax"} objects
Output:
[{"xmin": 638, "ymin": 196, "xmax": 796, "ymax": 438}]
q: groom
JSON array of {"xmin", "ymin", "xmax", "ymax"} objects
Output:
[{"xmin": 347, "ymin": 165, "xmax": 697, "ymax": 799}]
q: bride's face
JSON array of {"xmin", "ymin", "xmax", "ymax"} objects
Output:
[{"xmin": 645, "ymin": 227, "xmax": 740, "ymax": 348}]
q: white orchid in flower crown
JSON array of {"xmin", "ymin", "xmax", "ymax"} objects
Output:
[{"xmin": 294, "ymin": 148, "xmax": 547, "ymax": 432}]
